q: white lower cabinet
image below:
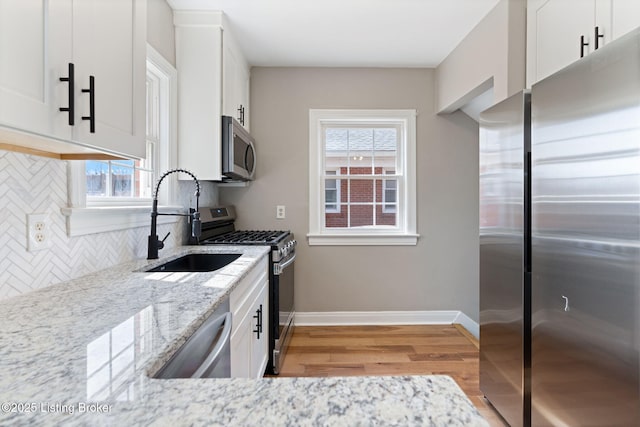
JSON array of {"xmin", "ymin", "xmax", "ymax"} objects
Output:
[{"xmin": 230, "ymin": 256, "xmax": 269, "ymax": 378}]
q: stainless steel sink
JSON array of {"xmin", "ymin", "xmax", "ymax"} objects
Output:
[{"xmin": 145, "ymin": 253, "xmax": 241, "ymax": 272}]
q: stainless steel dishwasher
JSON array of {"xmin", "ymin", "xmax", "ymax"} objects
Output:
[{"xmin": 153, "ymin": 298, "xmax": 232, "ymax": 378}]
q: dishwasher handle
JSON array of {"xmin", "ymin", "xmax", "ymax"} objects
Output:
[{"xmin": 191, "ymin": 312, "xmax": 232, "ymax": 378}]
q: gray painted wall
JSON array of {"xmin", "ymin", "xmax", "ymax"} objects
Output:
[
  {"xmin": 219, "ymin": 67, "xmax": 481, "ymax": 321},
  {"xmin": 435, "ymin": 0, "xmax": 526, "ymax": 113}
]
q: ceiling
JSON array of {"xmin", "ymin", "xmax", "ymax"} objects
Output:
[{"xmin": 167, "ymin": 0, "xmax": 500, "ymax": 68}]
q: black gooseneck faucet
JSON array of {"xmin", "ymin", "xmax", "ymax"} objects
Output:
[{"xmin": 148, "ymin": 168, "xmax": 201, "ymax": 260}]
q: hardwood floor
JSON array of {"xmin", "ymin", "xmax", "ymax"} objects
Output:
[{"xmin": 276, "ymin": 324, "xmax": 508, "ymax": 427}]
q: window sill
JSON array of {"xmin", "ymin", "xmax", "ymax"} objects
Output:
[
  {"xmin": 60, "ymin": 205, "xmax": 185, "ymax": 237},
  {"xmin": 307, "ymin": 233, "xmax": 419, "ymax": 246}
]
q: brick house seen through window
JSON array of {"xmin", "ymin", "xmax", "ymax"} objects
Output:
[
  {"xmin": 325, "ymin": 166, "xmax": 398, "ymax": 227},
  {"xmin": 324, "ymin": 127, "xmax": 398, "ymax": 228}
]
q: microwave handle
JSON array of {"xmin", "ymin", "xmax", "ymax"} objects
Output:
[{"xmin": 244, "ymin": 145, "xmax": 254, "ymax": 173}]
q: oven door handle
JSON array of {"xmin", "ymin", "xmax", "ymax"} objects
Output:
[{"xmin": 274, "ymin": 252, "xmax": 295, "ymax": 276}]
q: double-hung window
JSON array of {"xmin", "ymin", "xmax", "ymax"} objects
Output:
[{"xmin": 308, "ymin": 109, "xmax": 418, "ymax": 245}]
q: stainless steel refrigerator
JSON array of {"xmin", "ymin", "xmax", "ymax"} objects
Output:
[
  {"xmin": 480, "ymin": 27, "xmax": 640, "ymax": 427},
  {"xmin": 480, "ymin": 90, "xmax": 531, "ymax": 427}
]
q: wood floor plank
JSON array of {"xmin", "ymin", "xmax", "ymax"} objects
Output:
[{"xmin": 277, "ymin": 324, "xmax": 508, "ymax": 427}]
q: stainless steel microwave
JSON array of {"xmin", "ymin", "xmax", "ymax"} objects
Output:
[{"xmin": 222, "ymin": 116, "xmax": 256, "ymax": 181}]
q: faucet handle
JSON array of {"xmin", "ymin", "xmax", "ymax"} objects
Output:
[
  {"xmin": 191, "ymin": 211, "xmax": 202, "ymax": 238},
  {"xmin": 158, "ymin": 232, "xmax": 170, "ymax": 250}
]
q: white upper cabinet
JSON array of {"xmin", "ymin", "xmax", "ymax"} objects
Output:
[
  {"xmin": 608, "ymin": 0, "xmax": 640, "ymax": 39},
  {"xmin": 71, "ymin": 0, "xmax": 147, "ymax": 158},
  {"xmin": 173, "ymin": 11, "xmax": 251, "ymax": 180},
  {"xmin": 527, "ymin": 0, "xmax": 640, "ymax": 87},
  {"xmin": 528, "ymin": 0, "xmax": 595, "ymax": 86},
  {"xmin": 0, "ymin": 0, "xmax": 72, "ymax": 142},
  {"xmin": 0, "ymin": 0, "xmax": 146, "ymax": 159},
  {"xmin": 174, "ymin": 11, "xmax": 224, "ymax": 181},
  {"xmin": 223, "ymin": 29, "xmax": 250, "ymax": 131}
]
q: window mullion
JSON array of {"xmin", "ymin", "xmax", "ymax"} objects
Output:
[
  {"xmin": 373, "ymin": 173, "xmax": 377, "ymax": 227},
  {"xmin": 347, "ymin": 178, "xmax": 351, "ymax": 228},
  {"xmin": 107, "ymin": 162, "xmax": 112, "ymax": 197}
]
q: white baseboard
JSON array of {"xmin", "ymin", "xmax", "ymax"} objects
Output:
[
  {"xmin": 295, "ymin": 310, "xmax": 479, "ymax": 339},
  {"xmin": 452, "ymin": 311, "xmax": 479, "ymax": 339}
]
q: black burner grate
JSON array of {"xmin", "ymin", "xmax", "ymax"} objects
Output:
[{"xmin": 202, "ymin": 230, "xmax": 289, "ymax": 245}]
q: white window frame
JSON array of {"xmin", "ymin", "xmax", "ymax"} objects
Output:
[
  {"xmin": 308, "ymin": 109, "xmax": 418, "ymax": 246},
  {"xmin": 61, "ymin": 45, "xmax": 182, "ymax": 237}
]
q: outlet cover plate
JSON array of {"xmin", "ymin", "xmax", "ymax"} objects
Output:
[{"xmin": 27, "ymin": 213, "xmax": 51, "ymax": 252}]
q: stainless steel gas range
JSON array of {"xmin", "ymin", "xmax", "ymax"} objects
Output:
[{"xmin": 192, "ymin": 206, "xmax": 296, "ymax": 375}]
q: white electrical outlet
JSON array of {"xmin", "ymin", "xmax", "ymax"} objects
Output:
[
  {"xmin": 27, "ymin": 213, "xmax": 51, "ymax": 251},
  {"xmin": 276, "ymin": 205, "xmax": 286, "ymax": 219}
]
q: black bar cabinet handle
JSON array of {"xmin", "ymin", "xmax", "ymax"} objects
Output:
[
  {"xmin": 59, "ymin": 63, "xmax": 75, "ymax": 126},
  {"xmin": 237, "ymin": 105, "xmax": 245, "ymax": 126},
  {"xmin": 594, "ymin": 26, "xmax": 604, "ymax": 50},
  {"xmin": 82, "ymin": 76, "xmax": 95, "ymax": 133},
  {"xmin": 580, "ymin": 35, "xmax": 589, "ymax": 58},
  {"xmin": 253, "ymin": 304, "xmax": 263, "ymax": 338}
]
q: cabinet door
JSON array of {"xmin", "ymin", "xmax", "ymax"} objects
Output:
[
  {"xmin": 250, "ymin": 282, "xmax": 268, "ymax": 378},
  {"xmin": 72, "ymin": 0, "xmax": 146, "ymax": 158},
  {"xmin": 222, "ymin": 30, "xmax": 250, "ymax": 129},
  {"xmin": 533, "ymin": 0, "xmax": 595, "ymax": 83},
  {"xmin": 230, "ymin": 311, "xmax": 252, "ymax": 378},
  {"xmin": 174, "ymin": 14, "xmax": 223, "ymax": 181},
  {"xmin": 0, "ymin": 0, "xmax": 72, "ymax": 139},
  {"xmin": 222, "ymin": 35, "xmax": 239, "ymax": 120},
  {"xmin": 610, "ymin": 0, "xmax": 640, "ymax": 39},
  {"xmin": 238, "ymin": 63, "xmax": 250, "ymax": 131}
]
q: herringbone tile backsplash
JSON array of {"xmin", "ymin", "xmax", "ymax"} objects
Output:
[{"xmin": 0, "ymin": 150, "xmax": 184, "ymax": 301}]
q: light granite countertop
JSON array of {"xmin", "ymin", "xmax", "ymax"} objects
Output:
[{"xmin": 0, "ymin": 245, "xmax": 488, "ymax": 426}]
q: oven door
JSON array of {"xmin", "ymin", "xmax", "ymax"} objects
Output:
[{"xmin": 272, "ymin": 251, "xmax": 295, "ymax": 374}]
